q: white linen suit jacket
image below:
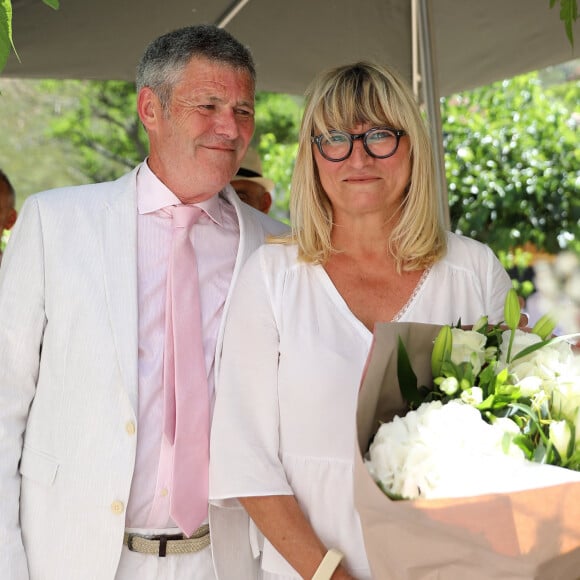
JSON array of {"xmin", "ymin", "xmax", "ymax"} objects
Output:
[{"xmin": 0, "ymin": 164, "xmax": 288, "ymax": 580}]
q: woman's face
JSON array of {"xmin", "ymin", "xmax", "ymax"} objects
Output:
[{"xmin": 313, "ymin": 123, "xmax": 411, "ymax": 221}]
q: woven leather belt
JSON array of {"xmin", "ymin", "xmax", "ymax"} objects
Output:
[{"xmin": 123, "ymin": 524, "xmax": 210, "ymax": 557}]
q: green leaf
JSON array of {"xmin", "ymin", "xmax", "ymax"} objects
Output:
[
  {"xmin": 397, "ymin": 336, "xmax": 421, "ymax": 405},
  {"xmin": 0, "ymin": 0, "xmax": 18, "ymax": 73},
  {"xmin": 476, "ymin": 394, "xmax": 496, "ymax": 411},
  {"xmin": 533, "ymin": 440, "xmax": 554, "ymax": 464},
  {"xmin": 559, "ymin": 0, "xmax": 578, "ymax": 47},
  {"xmin": 377, "ymin": 480, "xmax": 407, "ymax": 501},
  {"xmin": 512, "ymin": 434, "xmax": 534, "ymax": 459},
  {"xmin": 495, "ymin": 367, "xmax": 510, "ymax": 385},
  {"xmin": 550, "ymin": 0, "xmax": 578, "ymax": 47},
  {"xmin": 0, "ymin": 0, "xmax": 59, "ymax": 74}
]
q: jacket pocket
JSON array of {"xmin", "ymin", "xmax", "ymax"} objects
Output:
[{"xmin": 19, "ymin": 446, "xmax": 59, "ymax": 486}]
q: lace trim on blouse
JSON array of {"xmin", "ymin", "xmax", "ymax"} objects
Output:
[{"xmin": 391, "ymin": 267, "xmax": 432, "ymax": 322}]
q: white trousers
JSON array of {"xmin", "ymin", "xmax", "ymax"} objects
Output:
[{"xmin": 114, "ymin": 528, "xmax": 216, "ymax": 580}]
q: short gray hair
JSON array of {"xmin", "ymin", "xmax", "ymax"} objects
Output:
[{"xmin": 136, "ymin": 24, "xmax": 255, "ymax": 110}]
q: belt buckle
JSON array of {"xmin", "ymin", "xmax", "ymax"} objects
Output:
[{"xmin": 125, "ymin": 532, "xmax": 139, "ymax": 553}]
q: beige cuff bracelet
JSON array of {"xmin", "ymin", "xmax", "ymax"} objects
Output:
[{"xmin": 312, "ymin": 548, "xmax": 345, "ymax": 580}]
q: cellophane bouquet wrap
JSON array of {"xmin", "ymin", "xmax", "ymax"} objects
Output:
[{"xmin": 354, "ymin": 293, "xmax": 580, "ymax": 580}]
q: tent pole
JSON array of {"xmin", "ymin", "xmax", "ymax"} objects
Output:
[
  {"xmin": 411, "ymin": 0, "xmax": 420, "ymax": 99},
  {"xmin": 215, "ymin": 0, "xmax": 252, "ymax": 28},
  {"xmin": 416, "ymin": 0, "xmax": 450, "ymax": 229}
]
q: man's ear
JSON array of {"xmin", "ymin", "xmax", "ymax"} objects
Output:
[
  {"xmin": 260, "ymin": 192, "xmax": 272, "ymax": 214},
  {"xmin": 137, "ymin": 87, "xmax": 161, "ymax": 131},
  {"xmin": 5, "ymin": 208, "xmax": 17, "ymax": 230}
]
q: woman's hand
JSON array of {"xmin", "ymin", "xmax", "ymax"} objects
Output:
[
  {"xmin": 331, "ymin": 566, "xmax": 358, "ymax": 580},
  {"xmin": 239, "ymin": 494, "xmax": 359, "ymax": 579}
]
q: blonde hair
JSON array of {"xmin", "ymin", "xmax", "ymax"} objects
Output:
[{"xmin": 279, "ymin": 61, "xmax": 446, "ymax": 271}]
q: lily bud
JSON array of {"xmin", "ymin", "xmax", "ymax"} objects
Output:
[
  {"xmin": 431, "ymin": 325, "xmax": 452, "ymax": 378},
  {"xmin": 504, "ymin": 288, "xmax": 521, "ymax": 331},
  {"xmin": 472, "ymin": 315, "xmax": 488, "ymax": 333},
  {"xmin": 549, "ymin": 420, "xmax": 572, "ymax": 462},
  {"xmin": 531, "ymin": 313, "xmax": 557, "ymax": 340}
]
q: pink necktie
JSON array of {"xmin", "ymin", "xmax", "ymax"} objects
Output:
[{"xmin": 163, "ymin": 205, "xmax": 209, "ymax": 537}]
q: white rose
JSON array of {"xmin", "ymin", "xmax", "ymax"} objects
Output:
[
  {"xmin": 460, "ymin": 386, "xmax": 483, "ymax": 406},
  {"xmin": 450, "ymin": 329, "xmax": 487, "ymax": 376},
  {"xmin": 439, "ymin": 376, "xmax": 459, "ymax": 395},
  {"xmin": 488, "ymin": 417, "xmax": 525, "ymax": 459},
  {"xmin": 499, "ymin": 329, "xmax": 541, "ymax": 365},
  {"xmin": 367, "ymin": 401, "xmax": 528, "ymax": 499},
  {"xmin": 501, "ymin": 331, "xmax": 574, "ymax": 388},
  {"xmin": 514, "ymin": 375, "xmax": 543, "ymax": 397}
]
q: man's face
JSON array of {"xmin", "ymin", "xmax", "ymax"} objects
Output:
[
  {"xmin": 230, "ymin": 178, "xmax": 271, "ymax": 213},
  {"xmin": 0, "ymin": 180, "xmax": 16, "ymax": 233},
  {"xmin": 139, "ymin": 56, "xmax": 255, "ymax": 204}
]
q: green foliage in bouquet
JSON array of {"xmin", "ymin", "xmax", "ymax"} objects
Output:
[{"xmin": 398, "ymin": 289, "xmax": 580, "ymax": 470}]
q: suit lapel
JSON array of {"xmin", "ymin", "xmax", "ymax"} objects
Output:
[
  {"xmin": 101, "ymin": 168, "xmax": 139, "ymax": 415},
  {"xmin": 223, "ymin": 186, "xmax": 264, "ymax": 272},
  {"xmin": 213, "ymin": 188, "xmax": 265, "ymax": 380}
]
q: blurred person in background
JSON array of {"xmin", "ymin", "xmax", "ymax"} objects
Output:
[
  {"xmin": 0, "ymin": 169, "xmax": 17, "ymax": 265},
  {"xmin": 230, "ymin": 148, "xmax": 274, "ymax": 213}
]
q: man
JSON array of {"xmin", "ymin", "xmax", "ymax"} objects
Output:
[
  {"xmin": 0, "ymin": 169, "xmax": 17, "ymax": 264},
  {"xmin": 0, "ymin": 25, "xmax": 287, "ymax": 580},
  {"xmin": 230, "ymin": 148, "xmax": 274, "ymax": 213}
]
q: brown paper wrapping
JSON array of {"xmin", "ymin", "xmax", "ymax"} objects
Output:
[{"xmin": 354, "ymin": 322, "xmax": 580, "ymax": 580}]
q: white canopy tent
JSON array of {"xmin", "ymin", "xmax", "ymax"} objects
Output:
[{"xmin": 4, "ymin": 0, "xmax": 579, "ymax": 222}]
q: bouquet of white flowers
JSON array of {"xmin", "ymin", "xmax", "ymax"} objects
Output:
[{"xmin": 354, "ymin": 290, "xmax": 580, "ymax": 580}]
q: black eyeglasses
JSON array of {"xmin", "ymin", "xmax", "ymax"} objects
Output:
[{"xmin": 311, "ymin": 126, "xmax": 406, "ymax": 162}]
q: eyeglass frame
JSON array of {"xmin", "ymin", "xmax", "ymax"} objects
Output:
[{"xmin": 310, "ymin": 126, "xmax": 407, "ymax": 162}]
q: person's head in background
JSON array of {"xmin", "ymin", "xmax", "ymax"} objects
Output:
[
  {"xmin": 231, "ymin": 148, "xmax": 274, "ymax": 213},
  {"xmin": 0, "ymin": 169, "xmax": 17, "ymax": 236}
]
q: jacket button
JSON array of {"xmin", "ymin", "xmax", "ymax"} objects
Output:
[
  {"xmin": 111, "ymin": 500, "xmax": 125, "ymax": 515},
  {"xmin": 125, "ymin": 421, "xmax": 136, "ymax": 435}
]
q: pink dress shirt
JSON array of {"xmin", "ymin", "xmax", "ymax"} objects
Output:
[{"xmin": 125, "ymin": 161, "xmax": 239, "ymax": 529}]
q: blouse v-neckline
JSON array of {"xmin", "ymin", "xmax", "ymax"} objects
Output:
[{"xmin": 313, "ymin": 263, "xmax": 432, "ymax": 337}]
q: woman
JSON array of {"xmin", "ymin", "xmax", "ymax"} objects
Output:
[{"xmin": 209, "ymin": 62, "xmax": 512, "ymax": 579}]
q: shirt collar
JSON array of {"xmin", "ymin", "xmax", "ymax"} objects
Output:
[{"xmin": 136, "ymin": 159, "xmax": 228, "ymax": 226}]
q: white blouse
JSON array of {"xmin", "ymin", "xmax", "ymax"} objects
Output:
[{"xmin": 209, "ymin": 233, "xmax": 512, "ymax": 579}]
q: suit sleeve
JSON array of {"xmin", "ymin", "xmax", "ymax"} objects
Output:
[{"xmin": 0, "ymin": 197, "xmax": 47, "ymax": 579}]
